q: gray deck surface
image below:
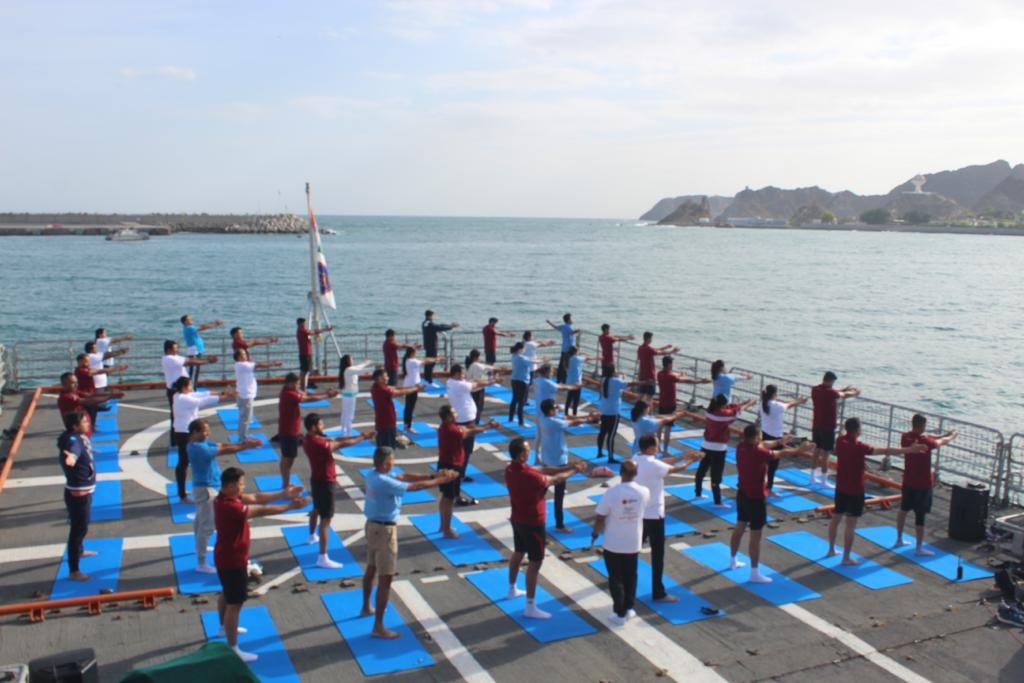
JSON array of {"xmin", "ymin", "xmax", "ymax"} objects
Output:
[{"xmin": 0, "ymin": 386, "xmax": 1021, "ymax": 682}]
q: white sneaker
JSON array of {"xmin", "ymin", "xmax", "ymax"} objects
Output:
[
  {"xmin": 316, "ymin": 556, "xmax": 343, "ymax": 569},
  {"xmin": 608, "ymin": 613, "xmax": 627, "ymax": 627},
  {"xmin": 748, "ymin": 569, "xmax": 773, "ymax": 584},
  {"xmin": 914, "ymin": 547, "xmax": 936, "ymax": 557},
  {"xmin": 523, "ymin": 603, "xmax": 552, "ymax": 619},
  {"xmin": 821, "ymin": 476, "xmax": 835, "ymax": 488},
  {"xmin": 729, "ymin": 557, "xmax": 747, "ymax": 570},
  {"xmin": 506, "ymin": 586, "xmax": 526, "ymax": 599},
  {"xmin": 711, "ymin": 503, "xmax": 731, "ymax": 509},
  {"xmin": 233, "ymin": 645, "xmax": 258, "ymax": 663},
  {"xmin": 625, "ymin": 608, "xmax": 637, "ymax": 619},
  {"xmin": 308, "ymin": 534, "xmax": 320, "ymax": 545},
  {"xmin": 195, "ymin": 563, "xmax": 217, "ymax": 574},
  {"xmin": 217, "ymin": 626, "xmax": 248, "ymax": 636}
]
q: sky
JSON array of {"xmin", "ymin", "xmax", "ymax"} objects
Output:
[{"xmin": 1, "ymin": 0, "xmax": 1023, "ymax": 218}]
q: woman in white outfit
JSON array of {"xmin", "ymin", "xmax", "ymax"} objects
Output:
[
  {"xmin": 466, "ymin": 349, "xmax": 496, "ymax": 424},
  {"xmin": 757, "ymin": 384, "xmax": 808, "ymax": 494},
  {"xmin": 338, "ymin": 355, "xmax": 374, "ymax": 437}
]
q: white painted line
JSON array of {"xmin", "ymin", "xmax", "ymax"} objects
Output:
[
  {"xmin": 116, "ymin": 402, "xmax": 174, "ymax": 414},
  {"xmin": 392, "ymin": 580, "xmax": 496, "ymax": 683},
  {"xmin": 345, "ymin": 487, "xmax": 365, "ymax": 500},
  {"xmin": 253, "ymin": 566, "xmax": 303, "ymax": 596},
  {"xmin": 4, "ymin": 472, "xmax": 131, "ymax": 488},
  {"xmin": 572, "ymin": 554, "xmax": 600, "ymax": 564},
  {"xmin": 420, "ymin": 574, "xmax": 450, "ymax": 584},
  {"xmin": 476, "ymin": 514, "xmax": 726, "ymax": 683}
]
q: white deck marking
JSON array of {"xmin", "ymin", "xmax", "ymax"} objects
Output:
[
  {"xmin": 252, "ymin": 528, "xmax": 366, "ymax": 596},
  {"xmin": 476, "ymin": 513, "xmax": 726, "ymax": 683},
  {"xmin": 420, "ymin": 575, "xmax": 450, "ymax": 584},
  {"xmin": 392, "ymin": 580, "xmax": 496, "ymax": 683},
  {"xmin": 115, "ymin": 402, "xmax": 174, "ymax": 414},
  {"xmin": 5, "ymin": 472, "xmax": 131, "ymax": 488}
]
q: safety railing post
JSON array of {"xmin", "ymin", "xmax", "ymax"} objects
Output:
[{"xmin": 883, "ymin": 405, "xmax": 895, "ymax": 471}]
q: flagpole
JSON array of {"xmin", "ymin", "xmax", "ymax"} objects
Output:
[{"xmin": 305, "ymin": 182, "xmax": 322, "ymax": 375}]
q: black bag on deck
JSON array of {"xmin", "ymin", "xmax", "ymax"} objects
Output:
[
  {"xmin": 948, "ymin": 483, "xmax": 989, "ymax": 541},
  {"xmin": 28, "ymin": 648, "xmax": 98, "ymax": 682}
]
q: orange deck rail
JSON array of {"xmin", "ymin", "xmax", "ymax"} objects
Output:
[
  {"xmin": 0, "ymin": 386, "xmax": 43, "ymax": 496},
  {"xmin": 0, "ymin": 586, "xmax": 176, "ymax": 622},
  {"xmin": 814, "ymin": 493, "xmax": 902, "ymax": 516}
]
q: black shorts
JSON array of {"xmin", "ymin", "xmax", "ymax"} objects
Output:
[
  {"xmin": 299, "ymin": 354, "xmax": 312, "ymax": 373},
  {"xmin": 637, "ymin": 383, "xmax": 655, "ymax": 396},
  {"xmin": 900, "ymin": 486, "xmax": 932, "ymax": 518},
  {"xmin": 834, "ymin": 490, "xmax": 865, "ymax": 517},
  {"xmin": 485, "ymin": 350, "xmax": 497, "ymax": 365},
  {"xmin": 217, "ymin": 566, "xmax": 249, "ymax": 605},
  {"xmin": 812, "ymin": 428, "xmax": 836, "ymax": 452},
  {"xmin": 438, "ymin": 475, "xmax": 462, "ymax": 500},
  {"xmin": 736, "ymin": 490, "xmax": 767, "ymax": 530},
  {"xmin": 279, "ymin": 435, "xmax": 299, "ymax": 460},
  {"xmin": 512, "ymin": 521, "xmax": 546, "ymax": 562},
  {"xmin": 657, "ymin": 405, "xmax": 676, "ymax": 421},
  {"xmin": 311, "ymin": 479, "xmax": 336, "ymax": 519}
]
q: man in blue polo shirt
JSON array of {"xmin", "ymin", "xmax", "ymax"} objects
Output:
[
  {"xmin": 546, "ymin": 313, "xmax": 577, "ymax": 383},
  {"xmin": 531, "ymin": 363, "xmax": 581, "ymax": 453},
  {"xmin": 537, "ymin": 399, "xmax": 597, "ymax": 532},
  {"xmin": 361, "ymin": 447, "xmax": 458, "ymax": 639},
  {"xmin": 181, "ymin": 315, "xmax": 224, "ymax": 384}
]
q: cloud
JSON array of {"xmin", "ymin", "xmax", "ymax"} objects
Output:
[
  {"xmin": 289, "ymin": 95, "xmax": 407, "ymax": 119},
  {"xmin": 119, "ymin": 65, "xmax": 197, "ymax": 81}
]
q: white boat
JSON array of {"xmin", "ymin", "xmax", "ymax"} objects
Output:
[{"xmin": 105, "ymin": 228, "xmax": 150, "ymax": 242}]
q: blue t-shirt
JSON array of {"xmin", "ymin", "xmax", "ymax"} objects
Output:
[
  {"xmin": 712, "ymin": 373, "xmax": 737, "ymax": 401},
  {"xmin": 533, "ymin": 377, "xmax": 558, "ymax": 413},
  {"xmin": 631, "ymin": 416, "xmax": 660, "ymax": 455},
  {"xmin": 183, "ymin": 324, "xmax": 205, "ymax": 354},
  {"xmin": 597, "ymin": 377, "xmax": 628, "ymax": 416},
  {"xmin": 364, "ymin": 469, "xmax": 409, "ymax": 523},
  {"xmin": 539, "ymin": 414, "xmax": 570, "ymax": 466},
  {"xmin": 189, "ymin": 440, "xmax": 221, "ymax": 487},
  {"xmin": 566, "ymin": 356, "xmax": 584, "ymax": 385},
  {"xmin": 511, "ymin": 353, "xmax": 532, "ymax": 383},
  {"xmin": 558, "ymin": 323, "xmax": 574, "ymax": 351}
]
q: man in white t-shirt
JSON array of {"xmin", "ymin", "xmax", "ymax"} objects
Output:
[
  {"xmin": 162, "ymin": 340, "xmax": 219, "ymax": 448},
  {"xmin": 633, "ymin": 434, "xmax": 700, "ymax": 602},
  {"xmin": 84, "ymin": 339, "xmax": 129, "ymax": 390},
  {"xmin": 592, "ymin": 460, "xmax": 650, "ymax": 625},
  {"xmin": 234, "ymin": 349, "xmax": 283, "ymax": 440},
  {"xmin": 445, "ymin": 364, "xmax": 498, "ymax": 503},
  {"xmin": 521, "ymin": 330, "xmax": 557, "ymax": 377},
  {"xmin": 94, "ymin": 328, "xmax": 133, "ymax": 369}
]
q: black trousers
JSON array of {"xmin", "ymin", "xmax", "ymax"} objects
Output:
[
  {"xmin": 188, "ymin": 354, "xmax": 202, "ymax": 384},
  {"xmin": 553, "ymin": 481, "xmax": 567, "ymax": 528},
  {"xmin": 564, "ymin": 388, "xmax": 581, "ymax": 416},
  {"xmin": 763, "ymin": 432, "xmax": 781, "ymax": 489},
  {"xmin": 556, "ymin": 351, "xmax": 570, "ymax": 383},
  {"xmin": 459, "ymin": 423, "xmax": 477, "ymax": 481},
  {"xmin": 485, "ymin": 350, "xmax": 497, "ymax": 365},
  {"xmin": 597, "ymin": 415, "xmax": 619, "ymax": 460},
  {"xmin": 64, "ymin": 490, "xmax": 91, "ymax": 573},
  {"xmin": 695, "ymin": 448, "xmax": 727, "ymax": 504},
  {"xmin": 423, "ymin": 361, "xmax": 435, "ymax": 384},
  {"xmin": 376, "ymin": 427, "xmax": 397, "ymax": 449},
  {"xmin": 166, "ymin": 388, "xmax": 176, "ymax": 447},
  {"xmin": 509, "ymin": 380, "xmax": 528, "ymax": 425},
  {"xmin": 603, "ymin": 550, "xmax": 638, "ymax": 617},
  {"xmin": 174, "ymin": 431, "xmax": 190, "ymax": 498},
  {"xmin": 403, "ymin": 390, "xmax": 418, "ymax": 429},
  {"xmin": 472, "ymin": 389, "xmax": 485, "ymax": 424},
  {"xmin": 386, "ymin": 367, "xmax": 398, "ymax": 387},
  {"xmin": 643, "ymin": 518, "xmax": 667, "ymax": 599}
]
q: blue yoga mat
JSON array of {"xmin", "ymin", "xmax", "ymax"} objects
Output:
[
  {"xmin": 51, "ymin": 537, "xmax": 122, "ymax": 599},
  {"xmin": 281, "ymin": 525, "xmax": 362, "ymax": 580},
  {"xmin": 341, "ymin": 441, "xmax": 377, "ymax": 457},
  {"xmin": 254, "ymin": 474, "xmax": 312, "ymax": 513},
  {"xmin": 300, "ymin": 399, "xmax": 331, "ymax": 408},
  {"xmin": 569, "ymin": 445, "xmax": 605, "ymax": 461},
  {"xmin": 677, "ymin": 438, "xmax": 736, "ymax": 465},
  {"xmin": 769, "ymin": 531, "xmax": 913, "ymax": 590},
  {"xmin": 665, "ymin": 484, "xmax": 774, "ymax": 525},
  {"xmin": 91, "ymin": 480, "xmax": 122, "ymax": 522},
  {"xmin": 361, "ymin": 466, "xmax": 434, "ymax": 504},
  {"xmin": 485, "ymin": 385, "xmax": 512, "ymax": 402},
  {"xmin": 93, "ymin": 418, "xmax": 119, "ymax": 440},
  {"xmin": 586, "ymin": 495, "xmax": 695, "ymax": 535},
  {"xmin": 588, "ymin": 557, "xmax": 723, "ymax": 625},
  {"xmin": 565, "ymin": 422, "xmax": 600, "ymax": 436},
  {"xmin": 229, "ymin": 433, "xmax": 279, "ymax": 463},
  {"xmin": 421, "ymin": 381, "xmax": 447, "ymax": 396},
  {"xmin": 202, "ymin": 605, "xmax": 300, "ymax": 683},
  {"xmin": 367, "ymin": 397, "xmax": 404, "ymax": 413},
  {"xmin": 720, "ymin": 474, "xmax": 819, "ymax": 513},
  {"xmin": 410, "ymin": 513, "xmax": 503, "ymax": 565},
  {"xmin": 474, "ymin": 430, "xmax": 509, "ymax": 444},
  {"xmin": 169, "ymin": 533, "xmax": 221, "ymax": 594},
  {"xmin": 92, "ymin": 442, "xmax": 120, "ymax": 473},
  {"xmin": 503, "ymin": 420, "xmax": 537, "ymax": 438},
  {"xmin": 402, "ymin": 422, "xmax": 439, "ymax": 447},
  {"xmin": 771, "ymin": 467, "xmax": 877, "ymax": 502},
  {"xmin": 165, "ymin": 482, "xmax": 195, "ymax": 524},
  {"xmin": 466, "ymin": 567, "xmax": 597, "ymax": 642},
  {"xmin": 547, "ymin": 502, "xmax": 597, "ymax": 549},
  {"xmin": 462, "ymin": 464, "xmax": 506, "ymax": 500},
  {"xmin": 98, "ymin": 399, "xmax": 118, "ymax": 414},
  {"xmin": 322, "ymin": 589, "xmax": 434, "ymax": 675},
  {"xmin": 855, "ymin": 525, "xmax": 990, "ymax": 582},
  {"xmin": 216, "ymin": 407, "xmax": 262, "ymax": 430},
  {"xmin": 682, "ymin": 542, "xmax": 820, "ymax": 604}
]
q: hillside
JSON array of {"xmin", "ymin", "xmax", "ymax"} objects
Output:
[{"xmin": 640, "ymin": 195, "xmax": 732, "ymax": 222}]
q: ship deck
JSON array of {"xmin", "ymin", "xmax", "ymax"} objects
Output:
[{"xmin": 0, "ymin": 385, "xmax": 1021, "ymax": 682}]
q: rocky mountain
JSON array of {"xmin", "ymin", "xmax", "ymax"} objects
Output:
[
  {"xmin": 640, "ymin": 195, "xmax": 732, "ymax": 222},
  {"xmin": 657, "ymin": 197, "xmax": 711, "ymax": 225},
  {"xmin": 974, "ymin": 164, "xmax": 1024, "ymax": 214},
  {"xmin": 889, "ymin": 160, "xmax": 1012, "ymax": 208}
]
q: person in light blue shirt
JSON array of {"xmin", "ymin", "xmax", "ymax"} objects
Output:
[
  {"xmin": 710, "ymin": 360, "xmax": 752, "ymax": 402},
  {"xmin": 531, "ymin": 364, "xmax": 582, "ymax": 455},
  {"xmin": 629, "ymin": 401, "xmax": 686, "ymax": 456},
  {"xmin": 563, "ymin": 346, "xmax": 599, "ymax": 416},
  {"xmin": 546, "ymin": 313, "xmax": 577, "ymax": 383},
  {"xmin": 186, "ymin": 417, "xmax": 263, "ymax": 573},
  {"xmin": 508, "ymin": 342, "xmax": 533, "ymax": 426},
  {"xmin": 362, "ymin": 446, "xmax": 459, "ymax": 639},
  {"xmin": 595, "ymin": 369, "xmax": 645, "ymax": 464},
  {"xmin": 180, "ymin": 314, "xmax": 224, "ymax": 385},
  {"xmin": 538, "ymin": 399, "xmax": 599, "ymax": 531}
]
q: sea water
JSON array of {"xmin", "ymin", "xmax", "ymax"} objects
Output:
[{"xmin": 1, "ymin": 216, "xmax": 1022, "ymax": 431}]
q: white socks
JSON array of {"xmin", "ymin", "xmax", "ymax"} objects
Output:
[
  {"xmin": 218, "ymin": 626, "xmax": 247, "ymax": 636},
  {"xmin": 523, "ymin": 600, "xmax": 551, "ymax": 620},
  {"xmin": 729, "ymin": 556, "xmax": 746, "ymax": 570},
  {"xmin": 196, "ymin": 563, "xmax": 217, "ymax": 574},
  {"xmin": 316, "ymin": 554, "xmax": 343, "ymax": 569},
  {"xmin": 233, "ymin": 645, "xmax": 258, "ymax": 663},
  {"xmin": 308, "ymin": 533, "xmax": 320, "ymax": 545},
  {"xmin": 748, "ymin": 568, "xmax": 773, "ymax": 584},
  {"xmin": 506, "ymin": 585, "xmax": 526, "ymax": 599}
]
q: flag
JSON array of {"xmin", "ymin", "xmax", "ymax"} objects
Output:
[{"xmin": 307, "ymin": 191, "xmax": 336, "ymax": 310}]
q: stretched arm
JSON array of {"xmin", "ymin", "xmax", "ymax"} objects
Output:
[
  {"xmin": 310, "ymin": 325, "xmax": 334, "ymax": 334},
  {"xmin": 245, "ymin": 496, "xmax": 310, "ymax": 517},
  {"xmin": 613, "ymin": 334, "xmax": 635, "ymax": 342},
  {"xmin": 91, "ymin": 363, "xmax": 129, "ymax": 376},
  {"xmin": 655, "ymin": 345, "xmax": 679, "ymax": 355},
  {"xmin": 738, "ymin": 398, "xmax": 758, "ymax": 411},
  {"xmin": 392, "ymin": 385, "xmax": 422, "ymax": 396},
  {"xmin": 838, "ymin": 387, "xmax": 861, "ymax": 398},
  {"xmin": 874, "ymin": 443, "xmax": 929, "ymax": 457},
  {"xmin": 400, "ymin": 342, "xmax": 423, "ymax": 351},
  {"xmin": 110, "ymin": 334, "xmax": 134, "ymax": 344},
  {"xmin": 541, "ymin": 460, "xmax": 588, "ymax": 484},
  {"xmin": 102, "ymin": 347, "xmax": 130, "ymax": 360},
  {"xmin": 497, "ymin": 330, "xmax": 516, "ymax": 338},
  {"xmin": 422, "ymin": 355, "xmax": 445, "ymax": 364},
  {"xmin": 460, "ymin": 419, "xmax": 500, "ymax": 437},
  {"xmin": 301, "ymin": 388, "xmax": 339, "ymax": 401},
  {"xmin": 470, "ymin": 378, "xmax": 498, "ymax": 390},
  {"xmin": 247, "ymin": 336, "xmax": 279, "ymax": 347},
  {"xmin": 242, "ymin": 484, "xmax": 305, "ymax": 507},
  {"xmin": 668, "ymin": 452, "xmax": 704, "ymax": 471},
  {"xmin": 254, "ymin": 360, "xmax": 284, "ymax": 370},
  {"xmin": 545, "ymin": 320, "xmax": 558, "ymax": 330},
  {"xmin": 197, "ymin": 320, "xmax": 224, "ymax": 332},
  {"xmin": 784, "ymin": 396, "xmax": 809, "ymax": 409},
  {"xmin": 404, "ymin": 469, "xmax": 459, "ymax": 492},
  {"xmin": 216, "ymin": 438, "xmax": 264, "ymax": 456},
  {"xmin": 185, "ymin": 354, "xmax": 219, "ymax": 366},
  {"xmin": 934, "ymin": 430, "xmax": 959, "ymax": 447},
  {"xmin": 331, "ymin": 431, "xmax": 374, "ymax": 450}
]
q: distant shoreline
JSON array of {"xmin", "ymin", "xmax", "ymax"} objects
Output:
[{"xmin": 655, "ymin": 222, "xmax": 1024, "ymax": 237}]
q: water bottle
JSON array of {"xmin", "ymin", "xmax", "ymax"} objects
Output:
[{"xmin": 955, "ymin": 555, "xmax": 963, "ymax": 582}]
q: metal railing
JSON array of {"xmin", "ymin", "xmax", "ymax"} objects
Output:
[{"xmin": 1006, "ymin": 434, "xmax": 1024, "ymax": 507}]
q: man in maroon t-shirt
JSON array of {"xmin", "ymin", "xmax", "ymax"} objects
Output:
[
  {"xmin": 302, "ymin": 413, "xmax": 373, "ymax": 567},
  {"xmin": 656, "ymin": 355, "xmax": 710, "ymax": 453},
  {"xmin": 58, "ymin": 371, "xmax": 124, "ymax": 437},
  {"xmin": 230, "ymin": 326, "xmax": 278, "ymax": 354},
  {"xmin": 730, "ymin": 425, "xmax": 811, "ymax": 582},
  {"xmin": 436, "ymin": 405, "xmax": 499, "ymax": 537},
  {"xmin": 635, "ymin": 331, "xmax": 678, "ymax": 398},
  {"xmin": 382, "ymin": 329, "xmax": 420, "ymax": 387},
  {"xmin": 213, "ymin": 466, "xmax": 307, "ymax": 662},
  {"xmin": 809, "ymin": 371, "xmax": 861, "ymax": 487},
  {"xmin": 370, "ymin": 368, "xmax": 421, "ymax": 449},
  {"xmin": 597, "ymin": 323, "xmax": 634, "ymax": 376},
  {"xmin": 895, "ymin": 414, "xmax": 958, "ymax": 554},
  {"xmin": 482, "ymin": 317, "xmax": 515, "ymax": 365},
  {"xmin": 828, "ymin": 417, "xmax": 926, "ymax": 565},
  {"xmin": 503, "ymin": 437, "xmax": 584, "ymax": 620},
  {"xmin": 276, "ymin": 373, "xmax": 338, "ymax": 489},
  {"xmin": 296, "ymin": 317, "xmax": 333, "ymax": 391}
]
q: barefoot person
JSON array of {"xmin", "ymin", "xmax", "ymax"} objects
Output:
[
  {"xmin": 277, "ymin": 373, "xmax": 338, "ymax": 489},
  {"xmin": 296, "ymin": 317, "xmax": 332, "ymax": 390},
  {"xmin": 59, "ymin": 412, "xmax": 97, "ymax": 582},
  {"xmin": 402, "ymin": 347, "xmax": 444, "ymax": 432},
  {"xmin": 437, "ymin": 406, "xmax": 499, "ymax": 535},
  {"xmin": 810, "ymin": 371, "xmax": 861, "ymax": 487},
  {"xmin": 338, "ymin": 355, "xmax": 374, "ymax": 436},
  {"xmin": 598, "ymin": 324, "xmax": 634, "ymax": 376},
  {"xmin": 213, "ymin": 467, "xmax": 308, "ymax": 662},
  {"xmin": 895, "ymin": 415, "xmax": 958, "ymax": 554},
  {"xmin": 362, "ymin": 447, "xmax": 459, "ymax": 638},
  {"xmin": 633, "ymin": 434, "xmax": 700, "ymax": 600},
  {"xmin": 545, "ymin": 313, "xmax": 577, "ymax": 383},
  {"xmin": 592, "ymin": 460, "xmax": 650, "ymax": 626},
  {"xmin": 187, "ymin": 418, "xmax": 264, "ymax": 574},
  {"xmin": 303, "ymin": 414, "xmax": 374, "ymax": 568},
  {"xmin": 695, "ymin": 395, "xmax": 757, "ymax": 508},
  {"xmin": 371, "ymin": 368, "xmax": 421, "ymax": 450},
  {"xmin": 537, "ymin": 398, "xmax": 599, "ymax": 532},
  {"xmin": 729, "ymin": 426, "xmax": 811, "ymax": 582},
  {"xmin": 421, "ymin": 309, "xmax": 458, "ymax": 384},
  {"xmin": 505, "ymin": 437, "xmax": 586, "ymax": 618},
  {"xmin": 180, "ymin": 315, "xmax": 222, "ymax": 384},
  {"xmin": 758, "ymin": 385, "xmax": 808, "ymax": 493},
  {"xmin": 172, "ymin": 378, "xmax": 234, "ymax": 503},
  {"xmin": 827, "ymin": 418, "xmax": 927, "ymax": 565},
  {"xmin": 234, "ymin": 348, "xmax": 282, "ymax": 441}
]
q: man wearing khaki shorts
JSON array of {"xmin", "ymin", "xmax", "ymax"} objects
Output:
[{"xmin": 361, "ymin": 446, "xmax": 458, "ymax": 639}]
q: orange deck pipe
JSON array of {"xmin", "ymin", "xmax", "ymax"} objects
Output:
[
  {"xmin": 0, "ymin": 587, "xmax": 176, "ymax": 622},
  {"xmin": 0, "ymin": 387, "xmax": 43, "ymax": 495}
]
